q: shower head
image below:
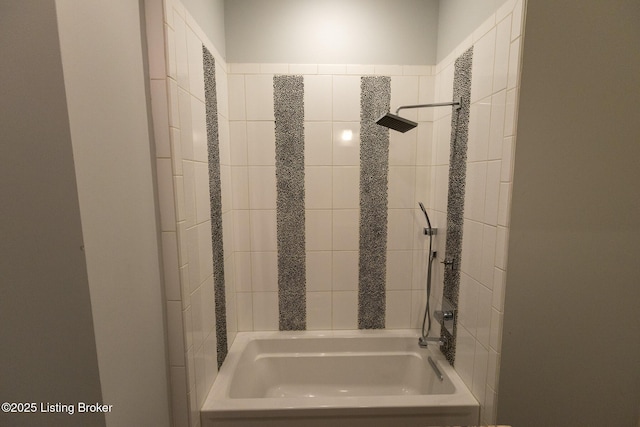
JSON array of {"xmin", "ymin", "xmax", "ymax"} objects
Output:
[
  {"xmin": 375, "ymin": 112, "xmax": 418, "ymax": 133},
  {"xmin": 376, "ymin": 99, "xmax": 461, "ymax": 133}
]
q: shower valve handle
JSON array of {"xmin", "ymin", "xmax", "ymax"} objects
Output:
[{"xmin": 441, "ymin": 258, "xmax": 456, "ymax": 270}]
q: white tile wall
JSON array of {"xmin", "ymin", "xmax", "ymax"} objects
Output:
[
  {"xmin": 145, "ymin": 0, "xmax": 235, "ymax": 426},
  {"xmin": 431, "ymin": 1, "xmax": 524, "ymax": 424}
]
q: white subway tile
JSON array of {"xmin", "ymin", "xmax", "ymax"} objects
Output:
[
  {"xmin": 391, "ymin": 76, "xmax": 420, "ymax": 121},
  {"xmin": 346, "ymin": 64, "xmax": 374, "ymax": 75},
  {"xmin": 305, "ymin": 166, "xmax": 332, "ymax": 209},
  {"xmin": 229, "ymin": 121, "xmax": 248, "ymax": 166},
  {"xmin": 332, "ymin": 167, "xmax": 359, "ymax": 209},
  {"xmin": 197, "ymin": 223, "xmax": 213, "ymax": 283},
  {"xmin": 194, "ymin": 345, "xmax": 206, "ymax": 407},
  {"xmin": 186, "ymin": 225, "xmax": 200, "ymax": 292},
  {"xmin": 468, "ymin": 98, "xmax": 492, "ymax": 162},
  {"xmin": 178, "ymin": 89, "xmax": 193, "ymax": 160},
  {"xmin": 389, "ymin": 127, "xmax": 418, "ymax": 166},
  {"xmin": 507, "ymin": 38, "xmax": 521, "ymax": 90},
  {"xmin": 332, "ymin": 209, "xmax": 359, "ymax": 251},
  {"xmin": 459, "ymin": 273, "xmax": 479, "ymax": 333},
  {"xmin": 461, "ymin": 219, "xmax": 484, "ymax": 282},
  {"xmin": 495, "ymin": 226, "xmax": 509, "ymax": 270},
  {"xmin": 304, "ymin": 75, "xmax": 333, "ymax": 121},
  {"xmin": 306, "ymin": 251, "xmax": 332, "ymax": 292},
  {"xmin": 227, "ymin": 75, "xmax": 246, "ymax": 120},
  {"xmin": 493, "ymin": 15, "xmax": 512, "ymax": 93},
  {"xmin": 332, "ymin": 251, "xmax": 358, "ymax": 291},
  {"xmin": 500, "ymin": 136, "xmax": 514, "ymax": 182},
  {"xmin": 289, "ymin": 64, "xmax": 318, "ymax": 74},
  {"xmin": 162, "ymin": 231, "xmax": 181, "ymax": 301},
  {"xmin": 306, "ymin": 210, "xmax": 332, "ymax": 251},
  {"xmin": 455, "ymin": 325, "xmax": 476, "ymax": 389},
  {"xmin": 233, "ymin": 210, "xmax": 251, "ymax": 252},
  {"xmin": 246, "ymin": 121, "xmax": 276, "ymax": 165},
  {"xmin": 190, "ymin": 97, "xmax": 207, "ymax": 162},
  {"xmin": 332, "ymin": 291, "xmax": 357, "ymax": 329},
  {"xmin": 306, "ymin": 292, "xmax": 332, "ymax": 330},
  {"xmin": 484, "ymin": 160, "xmax": 501, "ymax": 226},
  {"xmin": 249, "ymin": 210, "xmax": 277, "ymax": 252},
  {"xmin": 386, "ymin": 290, "xmax": 412, "ymax": 329},
  {"xmin": 492, "ymin": 267, "xmax": 506, "ymax": 310},
  {"xmin": 416, "ymin": 122, "xmax": 434, "ymax": 166},
  {"xmin": 403, "ymin": 65, "xmax": 433, "ymax": 76},
  {"xmin": 332, "ymin": 76, "xmax": 360, "ymax": 121},
  {"xmin": 245, "ymin": 74, "xmax": 274, "ymax": 121},
  {"xmin": 489, "ymin": 308, "xmax": 503, "ymax": 350},
  {"xmin": 332, "ymin": 123, "xmax": 360, "ymax": 165},
  {"xmin": 388, "ymin": 167, "xmax": 416, "ymax": 209},
  {"xmin": 167, "ymin": 301, "xmax": 185, "ymax": 366},
  {"xmin": 260, "ymin": 63, "xmax": 288, "ymax": 74},
  {"xmin": 250, "ymin": 251, "xmax": 277, "ymax": 292},
  {"xmin": 374, "ymin": 65, "xmax": 403, "ymax": 76},
  {"xmin": 157, "ymin": 159, "xmax": 177, "ymax": 231},
  {"xmin": 230, "ymin": 166, "xmax": 249, "ymax": 210},
  {"xmin": 228, "ymin": 63, "xmax": 260, "ymax": 74},
  {"xmin": 236, "ymin": 292, "xmax": 253, "ymax": 331},
  {"xmin": 216, "ymin": 65, "xmax": 229, "ymax": 120},
  {"xmin": 476, "ymin": 283, "xmax": 493, "ymax": 348},
  {"xmin": 471, "ymin": 28, "xmax": 496, "ymax": 103},
  {"xmin": 504, "ymin": 88, "xmax": 517, "ymax": 137},
  {"xmin": 386, "ymin": 250, "xmax": 413, "ymax": 290},
  {"xmin": 387, "ymin": 209, "xmax": 414, "ymax": 250},
  {"xmin": 318, "ymin": 64, "xmax": 346, "ymax": 75},
  {"xmin": 234, "ymin": 252, "xmax": 252, "ymax": 292},
  {"xmin": 186, "ymin": 27, "xmax": 204, "ymax": 101},
  {"xmin": 252, "ymin": 292, "xmax": 278, "ymax": 330},
  {"xmin": 488, "ymin": 90, "xmax": 507, "ymax": 160},
  {"xmin": 511, "ymin": 0, "xmax": 523, "ymax": 41},
  {"xmin": 173, "ymin": 16, "xmax": 189, "ymax": 90},
  {"xmin": 305, "ymin": 122, "xmax": 333, "ymax": 165},
  {"xmin": 472, "ymin": 340, "xmax": 489, "ymax": 405},
  {"xmin": 171, "ymin": 128, "xmax": 183, "ymax": 175},
  {"xmin": 151, "ymin": 79, "xmax": 171, "ymax": 158},
  {"xmin": 481, "ymin": 225, "xmax": 497, "ymax": 288},
  {"xmin": 418, "ymin": 75, "xmax": 436, "ymax": 121},
  {"xmin": 497, "ymin": 182, "xmax": 512, "ymax": 227},
  {"xmin": 472, "ymin": 14, "xmax": 496, "ymax": 43},
  {"xmin": 464, "ymin": 162, "xmax": 487, "ymax": 222},
  {"xmin": 193, "ymin": 162, "xmax": 210, "ymax": 223},
  {"xmin": 248, "ymin": 166, "xmax": 277, "ymax": 209},
  {"xmin": 168, "ymin": 78, "xmax": 180, "ymax": 127}
]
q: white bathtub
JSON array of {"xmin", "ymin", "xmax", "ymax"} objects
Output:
[{"xmin": 201, "ymin": 330, "xmax": 479, "ymax": 427}]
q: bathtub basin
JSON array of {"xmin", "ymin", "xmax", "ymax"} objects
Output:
[{"xmin": 201, "ymin": 330, "xmax": 479, "ymax": 427}]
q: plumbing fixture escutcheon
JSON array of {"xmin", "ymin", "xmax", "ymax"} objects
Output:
[{"xmin": 434, "ymin": 298, "xmax": 456, "ymax": 336}]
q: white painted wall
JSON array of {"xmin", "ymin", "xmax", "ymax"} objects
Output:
[
  {"xmin": 0, "ymin": 2, "xmax": 104, "ymax": 425},
  {"xmin": 224, "ymin": 0, "xmax": 439, "ymax": 65},
  {"xmin": 55, "ymin": 1, "xmax": 171, "ymax": 426},
  {"xmin": 498, "ymin": 1, "xmax": 640, "ymax": 425},
  {"xmin": 182, "ymin": 0, "xmax": 227, "ymax": 58},
  {"xmin": 436, "ymin": 0, "xmax": 510, "ymax": 62}
]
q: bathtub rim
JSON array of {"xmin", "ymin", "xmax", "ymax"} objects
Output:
[{"xmin": 201, "ymin": 329, "xmax": 478, "ymax": 418}]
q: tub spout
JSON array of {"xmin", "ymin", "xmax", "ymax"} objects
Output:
[{"xmin": 418, "ymin": 336, "xmax": 444, "ymax": 348}]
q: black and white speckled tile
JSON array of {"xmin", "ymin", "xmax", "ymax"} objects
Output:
[
  {"xmin": 273, "ymin": 75, "xmax": 306, "ymax": 331},
  {"xmin": 441, "ymin": 46, "xmax": 473, "ymax": 366},
  {"xmin": 202, "ymin": 46, "xmax": 227, "ymax": 368},
  {"xmin": 358, "ymin": 76, "xmax": 390, "ymax": 330}
]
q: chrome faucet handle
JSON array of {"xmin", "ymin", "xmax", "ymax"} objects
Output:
[{"xmin": 440, "ymin": 258, "xmax": 456, "ymax": 270}]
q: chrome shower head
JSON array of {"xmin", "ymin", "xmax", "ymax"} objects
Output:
[{"xmin": 375, "ymin": 112, "xmax": 418, "ymax": 133}]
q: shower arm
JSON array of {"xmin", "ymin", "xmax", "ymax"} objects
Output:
[{"xmin": 395, "ymin": 98, "xmax": 461, "ymax": 114}]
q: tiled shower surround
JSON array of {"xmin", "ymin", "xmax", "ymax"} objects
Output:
[{"xmin": 145, "ymin": 0, "xmax": 524, "ymax": 425}]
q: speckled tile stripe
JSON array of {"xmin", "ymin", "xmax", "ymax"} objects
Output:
[
  {"xmin": 358, "ymin": 76, "xmax": 391, "ymax": 330},
  {"xmin": 441, "ymin": 46, "xmax": 473, "ymax": 365},
  {"xmin": 202, "ymin": 45, "xmax": 227, "ymax": 368},
  {"xmin": 273, "ymin": 75, "xmax": 306, "ymax": 331}
]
